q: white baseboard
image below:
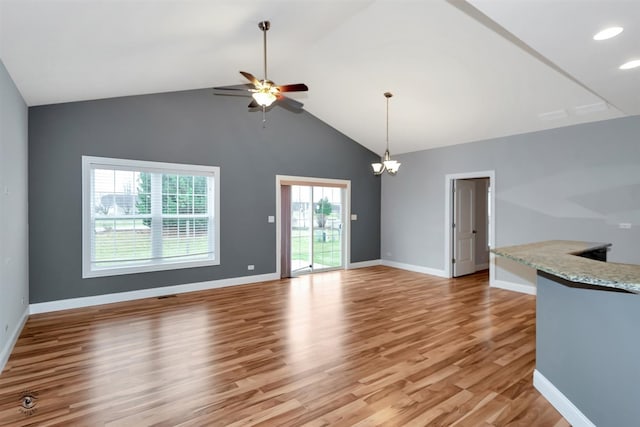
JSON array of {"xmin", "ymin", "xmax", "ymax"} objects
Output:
[
  {"xmin": 348, "ymin": 259, "xmax": 381, "ymax": 269},
  {"xmin": 491, "ymin": 279, "xmax": 536, "ymax": 295},
  {"xmin": 533, "ymin": 370, "xmax": 595, "ymax": 427},
  {"xmin": 29, "ymin": 272, "xmax": 280, "ymax": 315},
  {"xmin": 381, "ymin": 260, "xmax": 448, "ymax": 278},
  {"xmin": 0, "ymin": 307, "xmax": 29, "ymax": 374}
]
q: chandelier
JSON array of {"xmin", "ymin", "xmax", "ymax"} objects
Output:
[{"xmin": 371, "ymin": 92, "xmax": 401, "ymax": 175}]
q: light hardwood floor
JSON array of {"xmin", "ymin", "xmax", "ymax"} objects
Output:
[{"xmin": 0, "ymin": 267, "xmax": 568, "ymax": 426}]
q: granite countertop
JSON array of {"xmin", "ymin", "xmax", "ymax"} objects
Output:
[{"xmin": 492, "ymin": 240, "xmax": 640, "ymax": 294}]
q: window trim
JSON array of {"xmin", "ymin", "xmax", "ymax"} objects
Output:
[{"xmin": 82, "ymin": 156, "xmax": 220, "ymax": 278}]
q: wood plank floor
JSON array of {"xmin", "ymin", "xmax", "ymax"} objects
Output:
[{"xmin": 0, "ymin": 267, "xmax": 569, "ymax": 426}]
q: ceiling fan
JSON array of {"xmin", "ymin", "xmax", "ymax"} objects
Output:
[{"xmin": 213, "ymin": 21, "xmax": 309, "ymax": 114}]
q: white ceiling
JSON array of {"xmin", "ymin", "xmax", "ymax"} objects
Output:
[{"xmin": 1, "ymin": 0, "xmax": 638, "ymax": 155}]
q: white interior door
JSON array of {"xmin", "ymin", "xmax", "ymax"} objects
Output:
[{"xmin": 453, "ymin": 179, "xmax": 476, "ymax": 277}]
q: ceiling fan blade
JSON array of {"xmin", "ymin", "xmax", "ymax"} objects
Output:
[
  {"xmin": 248, "ymin": 99, "xmax": 259, "ymax": 109},
  {"xmin": 277, "ymin": 94, "xmax": 304, "ymax": 110},
  {"xmin": 213, "ymin": 84, "xmax": 254, "ymax": 92},
  {"xmin": 277, "ymin": 83, "xmax": 309, "ymax": 93},
  {"xmin": 240, "ymin": 71, "xmax": 260, "ymax": 86}
]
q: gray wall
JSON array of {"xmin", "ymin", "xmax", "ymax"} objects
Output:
[
  {"xmin": 0, "ymin": 59, "xmax": 29, "ymax": 367},
  {"xmin": 29, "ymin": 89, "xmax": 381, "ymax": 303},
  {"xmin": 382, "ymin": 116, "xmax": 640, "ymax": 287},
  {"xmin": 537, "ymin": 272, "xmax": 640, "ymax": 426}
]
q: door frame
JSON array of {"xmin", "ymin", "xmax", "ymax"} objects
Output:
[
  {"xmin": 444, "ymin": 171, "xmax": 495, "ymax": 282},
  {"xmin": 275, "ymin": 175, "xmax": 351, "ymax": 278}
]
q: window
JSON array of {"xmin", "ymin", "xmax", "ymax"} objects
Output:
[{"xmin": 82, "ymin": 156, "xmax": 220, "ymax": 278}]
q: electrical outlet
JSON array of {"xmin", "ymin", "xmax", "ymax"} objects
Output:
[{"xmin": 247, "ymin": 265, "xmax": 255, "ymax": 271}]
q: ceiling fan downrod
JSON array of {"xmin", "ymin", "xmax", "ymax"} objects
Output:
[{"xmin": 258, "ymin": 21, "xmax": 270, "ymax": 81}]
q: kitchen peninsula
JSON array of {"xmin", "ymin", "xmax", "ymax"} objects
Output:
[{"xmin": 493, "ymin": 240, "xmax": 640, "ymax": 427}]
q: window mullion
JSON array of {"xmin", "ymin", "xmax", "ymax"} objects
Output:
[
  {"xmin": 90, "ymin": 168, "xmax": 97, "ymax": 264},
  {"xmin": 209, "ymin": 177, "xmax": 215, "ymax": 258},
  {"xmin": 151, "ymin": 172, "xmax": 163, "ymax": 261}
]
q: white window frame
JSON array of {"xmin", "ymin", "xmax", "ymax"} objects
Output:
[{"xmin": 82, "ymin": 156, "xmax": 220, "ymax": 278}]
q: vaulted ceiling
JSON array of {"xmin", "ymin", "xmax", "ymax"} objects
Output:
[{"xmin": 1, "ymin": 0, "xmax": 638, "ymax": 155}]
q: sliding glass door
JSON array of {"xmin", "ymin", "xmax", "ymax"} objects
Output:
[{"xmin": 290, "ymin": 185, "xmax": 343, "ymax": 275}]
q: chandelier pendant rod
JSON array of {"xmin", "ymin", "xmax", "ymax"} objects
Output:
[
  {"xmin": 385, "ymin": 91, "xmax": 392, "ymax": 154},
  {"xmin": 386, "ymin": 95, "xmax": 389, "ymax": 152}
]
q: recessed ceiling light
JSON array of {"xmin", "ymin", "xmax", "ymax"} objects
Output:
[
  {"xmin": 593, "ymin": 26, "xmax": 624, "ymax": 40},
  {"xmin": 619, "ymin": 60, "xmax": 640, "ymax": 70}
]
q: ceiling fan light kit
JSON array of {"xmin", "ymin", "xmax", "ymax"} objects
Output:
[
  {"xmin": 213, "ymin": 20, "xmax": 309, "ymax": 123},
  {"xmin": 372, "ymin": 92, "xmax": 401, "ymax": 176},
  {"xmin": 252, "ymin": 91, "xmax": 277, "ymax": 107}
]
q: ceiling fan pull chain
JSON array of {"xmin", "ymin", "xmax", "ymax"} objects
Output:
[{"xmin": 262, "ymin": 106, "xmax": 267, "ymax": 128}]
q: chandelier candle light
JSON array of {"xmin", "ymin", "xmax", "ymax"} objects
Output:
[{"xmin": 372, "ymin": 92, "xmax": 401, "ymax": 175}]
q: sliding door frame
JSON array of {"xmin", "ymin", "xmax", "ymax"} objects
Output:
[{"xmin": 275, "ymin": 175, "xmax": 351, "ymax": 278}]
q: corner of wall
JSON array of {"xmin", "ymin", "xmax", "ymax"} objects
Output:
[
  {"xmin": 533, "ymin": 370, "xmax": 596, "ymax": 427},
  {"xmin": 0, "ymin": 58, "xmax": 30, "ymax": 375},
  {"xmin": 348, "ymin": 259, "xmax": 382, "ymax": 269},
  {"xmin": 381, "ymin": 259, "xmax": 447, "ymax": 278},
  {"xmin": 0, "ymin": 307, "xmax": 29, "ymax": 374},
  {"xmin": 490, "ymin": 279, "xmax": 537, "ymax": 295}
]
